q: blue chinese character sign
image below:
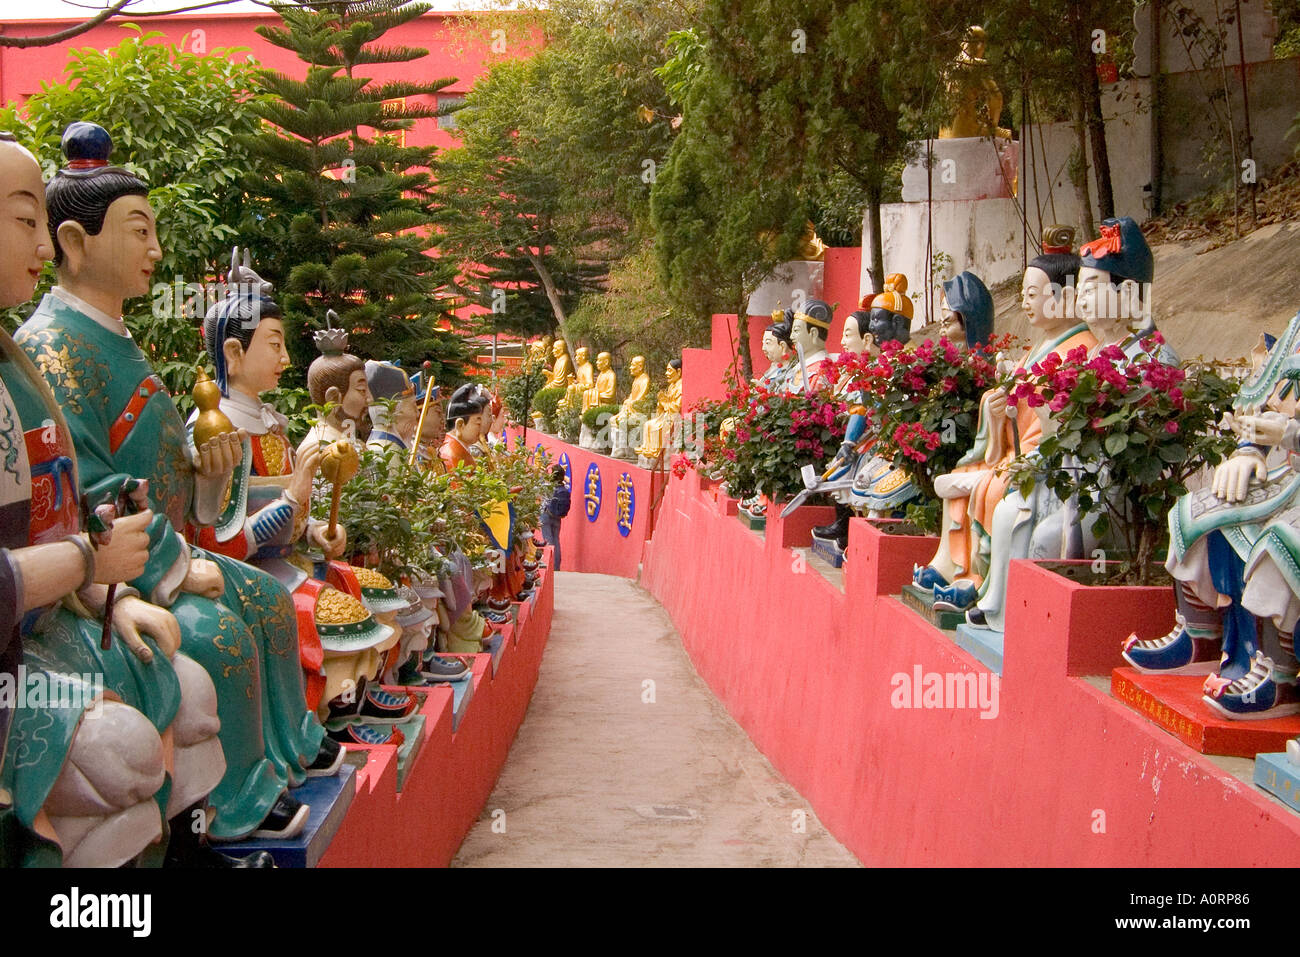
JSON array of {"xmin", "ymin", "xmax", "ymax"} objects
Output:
[
  {"xmin": 559, "ymin": 452, "xmax": 572, "ymax": 491},
  {"xmin": 616, "ymin": 472, "xmax": 635, "ymax": 538},
  {"xmin": 584, "ymin": 462, "xmax": 602, "ymax": 522}
]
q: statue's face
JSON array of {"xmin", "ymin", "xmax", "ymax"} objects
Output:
[
  {"xmin": 840, "ymin": 316, "xmax": 867, "ymax": 355},
  {"xmin": 761, "ymin": 331, "xmax": 788, "ymax": 363},
  {"xmin": 553, "ymin": 341, "xmax": 566, "ymax": 358},
  {"xmin": 1021, "ymin": 266, "xmax": 1067, "ymax": 329},
  {"xmin": 392, "ymin": 395, "xmax": 419, "ymax": 442},
  {"xmin": 791, "ymin": 317, "xmax": 823, "ymax": 353},
  {"xmin": 457, "ymin": 410, "xmax": 485, "ymax": 444},
  {"xmin": 665, "ymin": 364, "xmax": 680, "ymax": 382},
  {"xmin": 630, "ymin": 357, "xmax": 645, "ymax": 376},
  {"xmin": 72, "ymin": 194, "xmax": 162, "ymax": 303},
  {"xmin": 341, "ymin": 369, "xmax": 372, "ymax": 422},
  {"xmin": 229, "ymin": 315, "xmax": 290, "ymax": 397},
  {"xmin": 1076, "ymin": 265, "xmax": 1136, "ymax": 340},
  {"xmin": 597, "ymin": 353, "xmax": 610, "ymax": 371},
  {"xmin": 939, "ymin": 294, "xmax": 965, "ymax": 344},
  {"xmin": 575, "ymin": 347, "xmax": 588, "ymax": 364},
  {"xmin": 0, "ymin": 145, "xmax": 52, "ymax": 310}
]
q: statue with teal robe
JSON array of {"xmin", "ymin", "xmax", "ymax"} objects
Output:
[{"xmin": 15, "ymin": 122, "xmax": 339, "ymax": 843}]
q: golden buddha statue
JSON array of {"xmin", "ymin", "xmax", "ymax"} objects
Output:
[
  {"xmin": 635, "ymin": 358, "xmax": 683, "ymax": 461},
  {"xmin": 527, "ymin": 338, "xmax": 550, "ymax": 371},
  {"xmin": 545, "ymin": 338, "xmax": 574, "ymax": 389},
  {"xmin": 583, "ymin": 351, "xmax": 617, "ymax": 412},
  {"xmin": 560, "ymin": 346, "xmax": 594, "ymax": 413},
  {"xmin": 939, "ymin": 26, "xmax": 1011, "ymax": 139}
]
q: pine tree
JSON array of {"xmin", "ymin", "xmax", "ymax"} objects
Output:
[{"xmin": 239, "ymin": 0, "xmax": 470, "ymax": 386}]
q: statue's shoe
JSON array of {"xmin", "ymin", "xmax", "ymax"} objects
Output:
[
  {"xmin": 357, "ymin": 686, "xmax": 418, "ymax": 725},
  {"xmin": 749, "ymin": 502, "xmax": 768, "ymax": 517},
  {"xmin": 1287, "ymin": 738, "xmax": 1300, "ymax": 767},
  {"xmin": 1202, "ymin": 653, "xmax": 1300, "ymax": 720},
  {"xmin": 1121, "ymin": 615, "xmax": 1221, "ymax": 675},
  {"xmin": 327, "ymin": 721, "xmax": 405, "ymax": 747},
  {"xmin": 305, "ymin": 736, "xmax": 345, "ymax": 777},
  {"xmin": 531, "ymin": 537, "xmax": 546, "ymax": 549},
  {"xmin": 913, "ymin": 564, "xmax": 948, "ymax": 589},
  {"xmin": 249, "ymin": 794, "xmax": 310, "ymax": 841},
  {"xmin": 420, "ymin": 656, "xmax": 471, "ymax": 683},
  {"xmin": 488, "ymin": 597, "xmax": 512, "ymax": 612},
  {"xmin": 523, "ymin": 560, "xmax": 539, "ymax": 572},
  {"xmin": 483, "ymin": 610, "xmax": 511, "ymax": 625},
  {"xmin": 933, "ymin": 581, "xmax": 979, "ymax": 613}
]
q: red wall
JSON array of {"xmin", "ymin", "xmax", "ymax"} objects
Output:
[
  {"xmin": 681, "ymin": 247, "xmax": 864, "ymax": 410},
  {"xmin": 0, "ymin": 10, "xmax": 538, "ymax": 151},
  {"xmin": 510, "ymin": 430, "xmax": 657, "ymax": 580},
  {"xmin": 639, "ymin": 476, "xmax": 1300, "ymax": 866}
]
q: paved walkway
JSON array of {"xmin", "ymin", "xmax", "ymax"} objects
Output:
[{"xmin": 453, "ymin": 572, "xmax": 859, "ymax": 867}]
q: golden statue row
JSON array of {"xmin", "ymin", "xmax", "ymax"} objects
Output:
[{"xmin": 525, "ymin": 337, "xmax": 681, "ymax": 462}]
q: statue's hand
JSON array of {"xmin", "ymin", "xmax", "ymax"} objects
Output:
[
  {"xmin": 985, "ymin": 388, "xmax": 1009, "ymax": 422},
  {"xmin": 1211, "ymin": 452, "xmax": 1267, "ymax": 503},
  {"xmin": 196, "ymin": 429, "xmax": 248, "ymax": 480},
  {"xmin": 90, "ymin": 510, "xmax": 154, "ymax": 585},
  {"xmin": 309, "ymin": 521, "xmax": 347, "ymax": 559},
  {"xmin": 824, "ymin": 442, "xmax": 857, "ymax": 482},
  {"xmin": 287, "ymin": 442, "xmax": 322, "ymax": 507},
  {"xmin": 181, "ymin": 558, "xmax": 223, "ymax": 599},
  {"xmin": 112, "ymin": 595, "xmax": 181, "ymax": 663},
  {"xmin": 1232, "ymin": 410, "xmax": 1290, "ymax": 447}
]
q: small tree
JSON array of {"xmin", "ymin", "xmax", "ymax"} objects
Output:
[{"xmin": 239, "ymin": 0, "xmax": 470, "ymax": 388}]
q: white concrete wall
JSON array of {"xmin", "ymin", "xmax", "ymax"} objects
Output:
[{"xmin": 862, "ymin": 80, "xmax": 1154, "ymax": 327}]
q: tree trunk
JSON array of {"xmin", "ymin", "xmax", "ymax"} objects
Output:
[
  {"xmin": 735, "ymin": 285, "xmax": 753, "ymax": 381},
  {"xmin": 1081, "ymin": 7, "xmax": 1115, "ymax": 221},
  {"xmin": 1069, "ymin": 103, "xmax": 1097, "ymax": 241},
  {"xmin": 867, "ymin": 186, "xmax": 885, "ymax": 295},
  {"xmin": 523, "ymin": 248, "xmax": 574, "ymax": 355},
  {"xmin": 1068, "ymin": 1, "xmax": 1099, "ymax": 239}
]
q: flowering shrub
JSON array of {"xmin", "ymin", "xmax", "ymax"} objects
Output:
[
  {"xmin": 691, "ymin": 380, "xmax": 846, "ymax": 502},
  {"xmin": 1006, "ymin": 337, "xmax": 1238, "ymax": 583},
  {"xmin": 821, "ymin": 335, "xmax": 1007, "ymax": 507}
]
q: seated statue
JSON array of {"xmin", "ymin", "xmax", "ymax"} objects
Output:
[
  {"xmin": 0, "ymin": 131, "xmax": 236, "ymax": 868},
  {"xmin": 17, "ymin": 122, "xmax": 342, "ymax": 844},
  {"xmin": 965, "ymin": 217, "xmax": 1171, "ymax": 631},
  {"xmin": 636, "ymin": 359, "xmax": 683, "ymax": 463},
  {"xmin": 786, "ymin": 300, "xmax": 833, "ymax": 394},
  {"xmin": 192, "ymin": 257, "xmax": 416, "ymax": 745},
  {"xmin": 583, "ymin": 352, "xmax": 617, "ymax": 413},
  {"xmin": 545, "ymin": 339, "xmax": 574, "ymax": 390},
  {"xmin": 611, "ymin": 355, "xmax": 651, "ymax": 457},
  {"xmin": 914, "ymin": 227, "xmax": 1096, "ymax": 613},
  {"xmin": 757, "ymin": 312, "xmax": 796, "ymax": 392},
  {"xmin": 560, "ymin": 346, "xmax": 594, "ymax": 414},
  {"xmin": 1126, "ymin": 310, "xmax": 1300, "ymax": 722}
]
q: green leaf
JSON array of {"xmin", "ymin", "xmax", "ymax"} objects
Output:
[{"xmin": 1104, "ymin": 433, "xmax": 1129, "ymax": 456}]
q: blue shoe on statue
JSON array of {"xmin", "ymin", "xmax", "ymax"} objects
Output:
[
  {"xmin": 1121, "ymin": 613, "xmax": 1221, "ymax": 675},
  {"xmin": 913, "ymin": 564, "xmax": 948, "ymax": 589},
  {"xmin": 1202, "ymin": 652, "xmax": 1300, "ymax": 720},
  {"xmin": 932, "ymin": 581, "xmax": 978, "ymax": 612}
]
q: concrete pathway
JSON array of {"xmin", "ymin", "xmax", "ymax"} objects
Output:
[{"xmin": 452, "ymin": 572, "xmax": 859, "ymax": 867}]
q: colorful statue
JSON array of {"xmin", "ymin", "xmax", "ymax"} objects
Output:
[
  {"xmin": 758, "ymin": 312, "xmax": 796, "ymax": 392},
  {"xmin": 636, "ymin": 359, "xmax": 684, "ymax": 462},
  {"xmin": 1125, "ymin": 307, "xmax": 1300, "ymax": 720},
  {"xmin": 0, "ymin": 131, "xmax": 241, "ymax": 867},
  {"xmin": 1027, "ymin": 217, "xmax": 1177, "ymax": 566},
  {"xmin": 300, "ymin": 314, "xmax": 373, "ymax": 450},
  {"xmin": 807, "ymin": 290, "xmax": 917, "ymax": 549},
  {"xmin": 583, "ymin": 352, "xmax": 616, "ymax": 413},
  {"xmin": 916, "ymin": 227, "xmax": 1096, "ymax": 614},
  {"xmin": 786, "ymin": 299, "xmax": 833, "ymax": 394},
  {"xmin": 939, "ymin": 271, "xmax": 995, "ymax": 350},
  {"xmin": 940, "ymin": 26, "xmax": 1011, "ymax": 140},
  {"xmin": 17, "ymin": 123, "xmax": 339, "ymax": 844},
  {"xmin": 192, "ymin": 259, "xmax": 416, "ymax": 743}
]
